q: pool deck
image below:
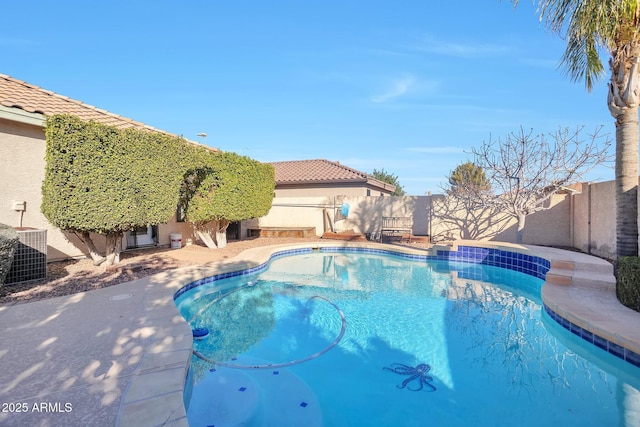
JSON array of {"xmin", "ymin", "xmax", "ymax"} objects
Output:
[{"xmin": 0, "ymin": 241, "xmax": 638, "ymax": 426}]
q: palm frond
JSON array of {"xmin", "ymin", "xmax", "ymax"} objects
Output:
[{"xmin": 516, "ymin": 0, "xmax": 640, "ymax": 90}]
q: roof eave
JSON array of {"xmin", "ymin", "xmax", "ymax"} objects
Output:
[
  {"xmin": 0, "ymin": 105, "xmax": 45, "ymax": 127},
  {"xmin": 367, "ymin": 177, "xmax": 396, "ymax": 193},
  {"xmin": 276, "ymin": 178, "xmax": 367, "ymax": 186}
]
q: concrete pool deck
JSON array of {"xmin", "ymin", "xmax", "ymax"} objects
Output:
[{"xmin": 0, "ymin": 241, "xmax": 638, "ymax": 426}]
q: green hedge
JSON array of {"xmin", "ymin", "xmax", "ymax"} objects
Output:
[
  {"xmin": 617, "ymin": 256, "xmax": 640, "ymax": 312},
  {"xmin": 42, "ymin": 114, "xmax": 191, "ymax": 234},
  {"xmin": 0, "ymin": 224, "xmax": 18, "ymax": 285},
  {"xmin": 42, "ymin": 114, "xmax": 276, "ymax": 259},
  {"xmin": 182, "ymin": 151, "xmax": 275, "ymax": 225}
]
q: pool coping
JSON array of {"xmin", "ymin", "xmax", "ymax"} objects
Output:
[{"xmin": 113, "ymin": 240, "xmax": 640, "ymax": 426}]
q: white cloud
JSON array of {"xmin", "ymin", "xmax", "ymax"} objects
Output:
[
  {"xmin": 415, "ymin": 34, "xmax": 512, "ymax": 58},
  {"xmin": 369, "ymin": 74, "xmax": 440, "ymax": 104},
  {"xmin": 370, "ymin": 75, "xmax": 416, "ymax": 103},
  {"xmin": 519, "ymin": 57, "xmax": 559, "ymax": 69}
]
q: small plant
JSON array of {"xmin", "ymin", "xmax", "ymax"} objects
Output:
[
  {"xmin": 0, "ymin": 223, "xmax": 19, "ymax": 285},
  {"xmin": 617, "ymin": 256, "xmax": 640, "ymax": 312}
]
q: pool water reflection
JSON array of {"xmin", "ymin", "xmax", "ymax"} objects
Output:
[{"xmin": 175, "ymin": 250, "xmax": 640, "ymax": 427}]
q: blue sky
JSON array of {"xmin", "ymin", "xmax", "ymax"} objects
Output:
[{"xmin": 2, "ymin": 1, "xmax": 615, "ymax": 195}]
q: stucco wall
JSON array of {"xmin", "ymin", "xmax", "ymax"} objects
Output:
[
  {"xmin": 150, "ymin": 179, "xmax": 639, "ymax": 260},
  {"xmin": 571, "ymin": 182, "xmax": 590, "ymax": 253},
  {"xmin": 0, "ymin": 118, "xmax": 90, "ymax": 261},
  {"xmin": 258, "ymin": 196, "xmax": 430, "ymax": 236},
  {"xmin": 571, "ymin": 180, "xmax": 618, "ymax": 260},
  {"xmin": 259, "ymin": 192, "xmax": 572, "ymax": 248},
  {"xmin": 589, "ymin": 181, "xmax": 617, "ymax": 259},
  {"xmin": 0, "ymin": 117, "xmax": 193, "ymax": 261},
  {"xmin": 499, "ymin": 193, "xmax": 571, "ymax": 247},
  {"xmin": 426, "ymin": 191, "xmax": 571, "ymax": 247}
]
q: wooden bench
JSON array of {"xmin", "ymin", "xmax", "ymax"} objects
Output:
[{"xmin": 380, "ymin": 216, "xmax": 413, "ymax": 242}]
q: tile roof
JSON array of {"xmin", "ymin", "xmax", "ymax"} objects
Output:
[
  {"xmin": 0, "ymin": 73, "xmax": 171, "ymax": 134},
  {"xmin": 269, "ymin": 159, "xmax": 395, "ymax": 192}
]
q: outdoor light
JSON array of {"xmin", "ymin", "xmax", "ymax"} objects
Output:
[{"xmin": 196, "ymin": 133, "xmax": 208, "ymax": 144}]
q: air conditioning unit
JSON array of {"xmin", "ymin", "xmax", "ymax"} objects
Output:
[{"xmin": 6, "ymin": 229, "xmax": 47, "ymax": 284}]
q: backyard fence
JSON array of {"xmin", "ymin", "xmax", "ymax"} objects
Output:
[{"xmin": 254, "ymin": 179, "xmax": 628, "ymax": 261}]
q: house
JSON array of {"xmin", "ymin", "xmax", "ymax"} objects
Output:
[
  {"xmin": 245, "ymin": 159, "xmax": 403, "ymax": 238},
  {"xmin": 0, "ymin": 74, "xmax": 201, "ymax": 261},
  {"xmin": 269, "ymin": 159, "xmax": 396, "ymax": 197}
]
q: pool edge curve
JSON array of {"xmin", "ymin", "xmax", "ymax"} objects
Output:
[{"xmin": 117, "ymin": 240, "xmax": 640, "ymax": 426}]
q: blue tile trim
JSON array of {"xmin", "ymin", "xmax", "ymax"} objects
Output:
[
  {"xmin": 435, "ymin": 246, "xmax": 550, "ymax": 280},
  {"xmin": 173, "ymin": 247, "xmax": 313, "ymax": 299},
  {"xmin": 319, "ymin": 246, "xmax": 431, "ymax": 261},
  {"xmin": 544, "ymin": 304, "xmax": 640, "ymax": 368},
  {"xmin": 175, "ymin": 245, "xmax": 551, "ymax": 298}
]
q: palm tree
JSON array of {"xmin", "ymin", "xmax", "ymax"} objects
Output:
[{"xmin": 513, "ymin": 0, "xmax": 639, "ymax": 258}]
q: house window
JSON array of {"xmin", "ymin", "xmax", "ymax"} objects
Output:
[
  {"xmin": 176, "ymin": 205, "xmax": 186, "ymax": 222},
  {"xmin": 132, "ymin": 226, "xmax": 148, "ymax": 235},
  {"xmin": 366, "ymin": 189, "xmax": 371, "ymax": 196}
]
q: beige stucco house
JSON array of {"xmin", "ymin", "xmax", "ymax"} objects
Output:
[
  {"xmin": 0, "ymin": 74, "xmax": 201, "ymax": 261},
  {"xmin": 269, "ymin": 159, "xmax": 396, "ymax": 197}
]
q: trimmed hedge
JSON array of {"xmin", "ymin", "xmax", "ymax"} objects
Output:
[
  {"xmin": 617, "ymin": 256, "xmax": 640, "ymax": 312},
  {"xmin": 184, "ymin": 151, "xmax": 275, "ymax": 225},
  {"xmin": 0, "ymin": 224, "xmax": 18, "ymax": 285},
  {"xmin": 41, "ymin": 113, "xmax": 276, "ymax": 259},
  {"xmin": 42, "ymin": 114, "xmax": 192, "ymax": 234}
]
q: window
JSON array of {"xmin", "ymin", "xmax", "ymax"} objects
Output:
[
  {"xmin": 176, "ymin": 205, "xmax": 186, "ymax": 222},
  {"xmin": 132, "ymin": 226, "xmax": 148, "ymax": 235}
]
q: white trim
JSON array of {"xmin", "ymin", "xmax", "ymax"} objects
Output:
[{"xmin": 0, "ymin": 105, "xmax": 45, "ymax": 126}]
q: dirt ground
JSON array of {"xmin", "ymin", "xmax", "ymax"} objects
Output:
[{"xmin": 0, "ymin": 236, "xmax": 433, "ymax": 305}]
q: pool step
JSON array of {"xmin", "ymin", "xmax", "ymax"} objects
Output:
[
  {"xmin": 187, "ymin": 368, "xmax": 262, "ymax": 426},
  {"xmin": 187, "ymin": 357, "xmax": 322, "ymax": 426},
  {"xmin": 546, "ymin": 265, "xmax": 615, "ymax": 291},
  {"xmin": 571, "ymin": 270, "xmax": 616, "ymax": 291}
]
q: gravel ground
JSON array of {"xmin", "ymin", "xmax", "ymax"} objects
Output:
[{"xmin": 0, "ymin": 236, "xmax": 433, "ymax": 305}]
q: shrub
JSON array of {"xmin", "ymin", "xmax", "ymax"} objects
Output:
[
  {"xmin": 617, "ymin": 256, "xmax": 640, "ymax": 312},
  {"xmin": 181, "ymin": 151, "xmax": 275, "ymax": 249},
  {"xmin": 0, "ymin": 224, "xmax": 18, "ymax": 285},
  {"xmin": 41, "ymin": 114, "xmax": 193, "ymax": 265}
]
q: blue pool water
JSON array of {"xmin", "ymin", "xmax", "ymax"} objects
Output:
[{"xmin": 175, "ymin": 250, "xmax": 640, "ymax": 426}]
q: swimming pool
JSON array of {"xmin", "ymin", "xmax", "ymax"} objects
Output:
[{"xmin": 175, "ymin": 247, "xmax": 640, "ymax": 426}]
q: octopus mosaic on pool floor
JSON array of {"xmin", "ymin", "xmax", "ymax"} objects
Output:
[{"xmin": 383, "ymin": 363, "xmax": 436, "ymax": 392}]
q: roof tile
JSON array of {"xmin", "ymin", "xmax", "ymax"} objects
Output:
[
  {"xmin": 269, "ymin": 159, "xmax": 395, "ymax": 192},
  {"xmin": 0, "ymin": 73, "xmax": 170, "ymax": 134}
]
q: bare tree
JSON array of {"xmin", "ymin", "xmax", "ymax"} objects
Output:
[
  {"xmin": 471, "ymin": 126, "xmax": 612, "ymax": 244},
  {"xmin": 432, "ymin": 194, "xmax": 511, "ymax": 242},
  {"xmin": 433, "ymin": 162, "xmax": 510, "ymax": 241}
]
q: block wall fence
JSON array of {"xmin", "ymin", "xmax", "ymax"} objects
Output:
[{"xmin": 255, "ymin": 179, "xmax": 636, "ymax": 261}]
